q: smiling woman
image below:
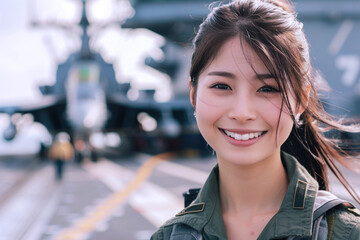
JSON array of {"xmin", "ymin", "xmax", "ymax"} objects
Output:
[{"xmin": 151, "ymin": 0, "xmax": 360, "ymax": 240}]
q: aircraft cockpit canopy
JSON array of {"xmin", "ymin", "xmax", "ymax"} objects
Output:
[{"xmin": 67, "ymin": 62, "xmax": 101, "ymax": 100}]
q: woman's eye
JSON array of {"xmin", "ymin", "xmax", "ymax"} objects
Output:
[
  {"xmin": 258, "ymin": 85, "xmax": 279, "ymax": 93},
  {"xmin": 210, "ymin": 83, "xmax": 231, "ymax": 90}
]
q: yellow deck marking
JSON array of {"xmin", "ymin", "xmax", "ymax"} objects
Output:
[{"xmin": 54, "ymin": 152, "xmax": 174, "ymax": 240}]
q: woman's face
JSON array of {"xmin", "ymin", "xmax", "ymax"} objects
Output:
[{"xmin": 191, "ymin": 37, "xmax": 297, "ymax": 167}]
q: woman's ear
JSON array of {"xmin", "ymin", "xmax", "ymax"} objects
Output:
[{"xmin": 189, "ymin": 79, "xmax": 196, "ymax": 108}]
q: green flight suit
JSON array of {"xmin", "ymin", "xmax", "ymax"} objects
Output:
[{"xmin": 151, "ymin": 152, "xmax": 360, "ymax": 240}]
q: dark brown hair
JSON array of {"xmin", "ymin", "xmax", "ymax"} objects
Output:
[{"xmin": 190, "ymin": 0, "xmax": 360, "ymax": 203}]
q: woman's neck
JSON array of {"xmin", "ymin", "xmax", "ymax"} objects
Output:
[{"xmin": 218, "ymin": 151, "xmax": 288, "ymax": 217}]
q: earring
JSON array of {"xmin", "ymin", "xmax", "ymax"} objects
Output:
[
  {"xmin": 295, "ymin": 113, "xmax": 301, "ymax": 123},
  {"xmin": 193, "ymin": 112, "xmax": 197, "ymax": 118}
]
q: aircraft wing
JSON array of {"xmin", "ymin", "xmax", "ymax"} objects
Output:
[{"xmin": 0, "ymin": 95, "xmax": 69, "ymax": 132}]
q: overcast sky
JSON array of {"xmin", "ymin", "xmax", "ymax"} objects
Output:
[{"xmin": 0, "ymin": 0, "xmax": 168, "ymax": 105}]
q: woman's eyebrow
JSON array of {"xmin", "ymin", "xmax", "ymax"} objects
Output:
[
  {"xmin": 207, "ymin": 71, "xmax": 275, "ymax": 81},
  {"xmin": 256, "ymin": 73, "xmax": 275, "ymax": 80},
  {"xmin": 207, "ymin": 71, "xmax": 236, "ymax": 79}
]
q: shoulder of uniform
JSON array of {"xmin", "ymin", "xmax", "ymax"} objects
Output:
[
  {"xmin": 338, "ymin": 203, "xmax": 360, "ymax": 216},
  {"xmin": 153, "ymin": 202, "xmax": 207, "ymax": 235},
  {"xmin": 156, "ymin": 202, "xmax": 206, "ymax": 227},
  {"xmin": 330, "ymin": 204, "xmax": 360, "ymax": 239},
  {"xmin": 332, "ymin": 204, "xmax": 360, "ymax": 220}
]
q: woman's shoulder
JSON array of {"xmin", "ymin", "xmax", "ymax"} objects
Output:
[{"xmin": 331, "ymin": 204, "xmax": 360, "ymax": 239}]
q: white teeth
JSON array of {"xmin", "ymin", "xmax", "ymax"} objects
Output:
[
  {"xmin": 224, "ymin": 130, "xmax": 264, "ymax": 140},
  {"xmin": 241, "ymin": 134, "xmax": 249, "ymax": 141}
]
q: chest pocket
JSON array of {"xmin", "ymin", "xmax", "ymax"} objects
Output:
[{"xmin": 163, "ymin": 224, "xmax": 203, "ymax": 240}]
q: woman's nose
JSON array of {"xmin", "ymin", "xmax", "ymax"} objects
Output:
[{"xmin": 227, "ymin": 93, "xmax": 256, "ymax": 122}]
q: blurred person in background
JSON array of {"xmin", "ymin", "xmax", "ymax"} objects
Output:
[
  {"xmin": 151, "ymin": 0, "xmax": 360, "ymax": 239},
  {"xmin": 48, "ymin": 132, "xmax": 74, "ymax": 181}
]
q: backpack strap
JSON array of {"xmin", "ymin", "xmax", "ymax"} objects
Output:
[
  {"xmin": 311, "ymin": 190, "xmax": 351, "ymax": 240},
  {"xmin": 311, "ymin": 213, "xmax": 327, "ymax": 240},
  {"xmin": 291, "ymin": 190, "xmax": 350, "ymax": 240},
  {"xmin": 313, "ymin": 198, "xmax": 345, "ymax": 220},
  {"xmin": 163, "ymin": 224, "xmax": 203, "ymax": 240}
]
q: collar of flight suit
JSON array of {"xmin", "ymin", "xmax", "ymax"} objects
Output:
[{"xmin": 164, "ymin": 151, "xmax": 319, "ymax": 239}]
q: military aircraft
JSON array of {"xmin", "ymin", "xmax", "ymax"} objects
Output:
[{"xmin": 0, "ymin": 0, "xmax": 206, "ymax": 159}]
